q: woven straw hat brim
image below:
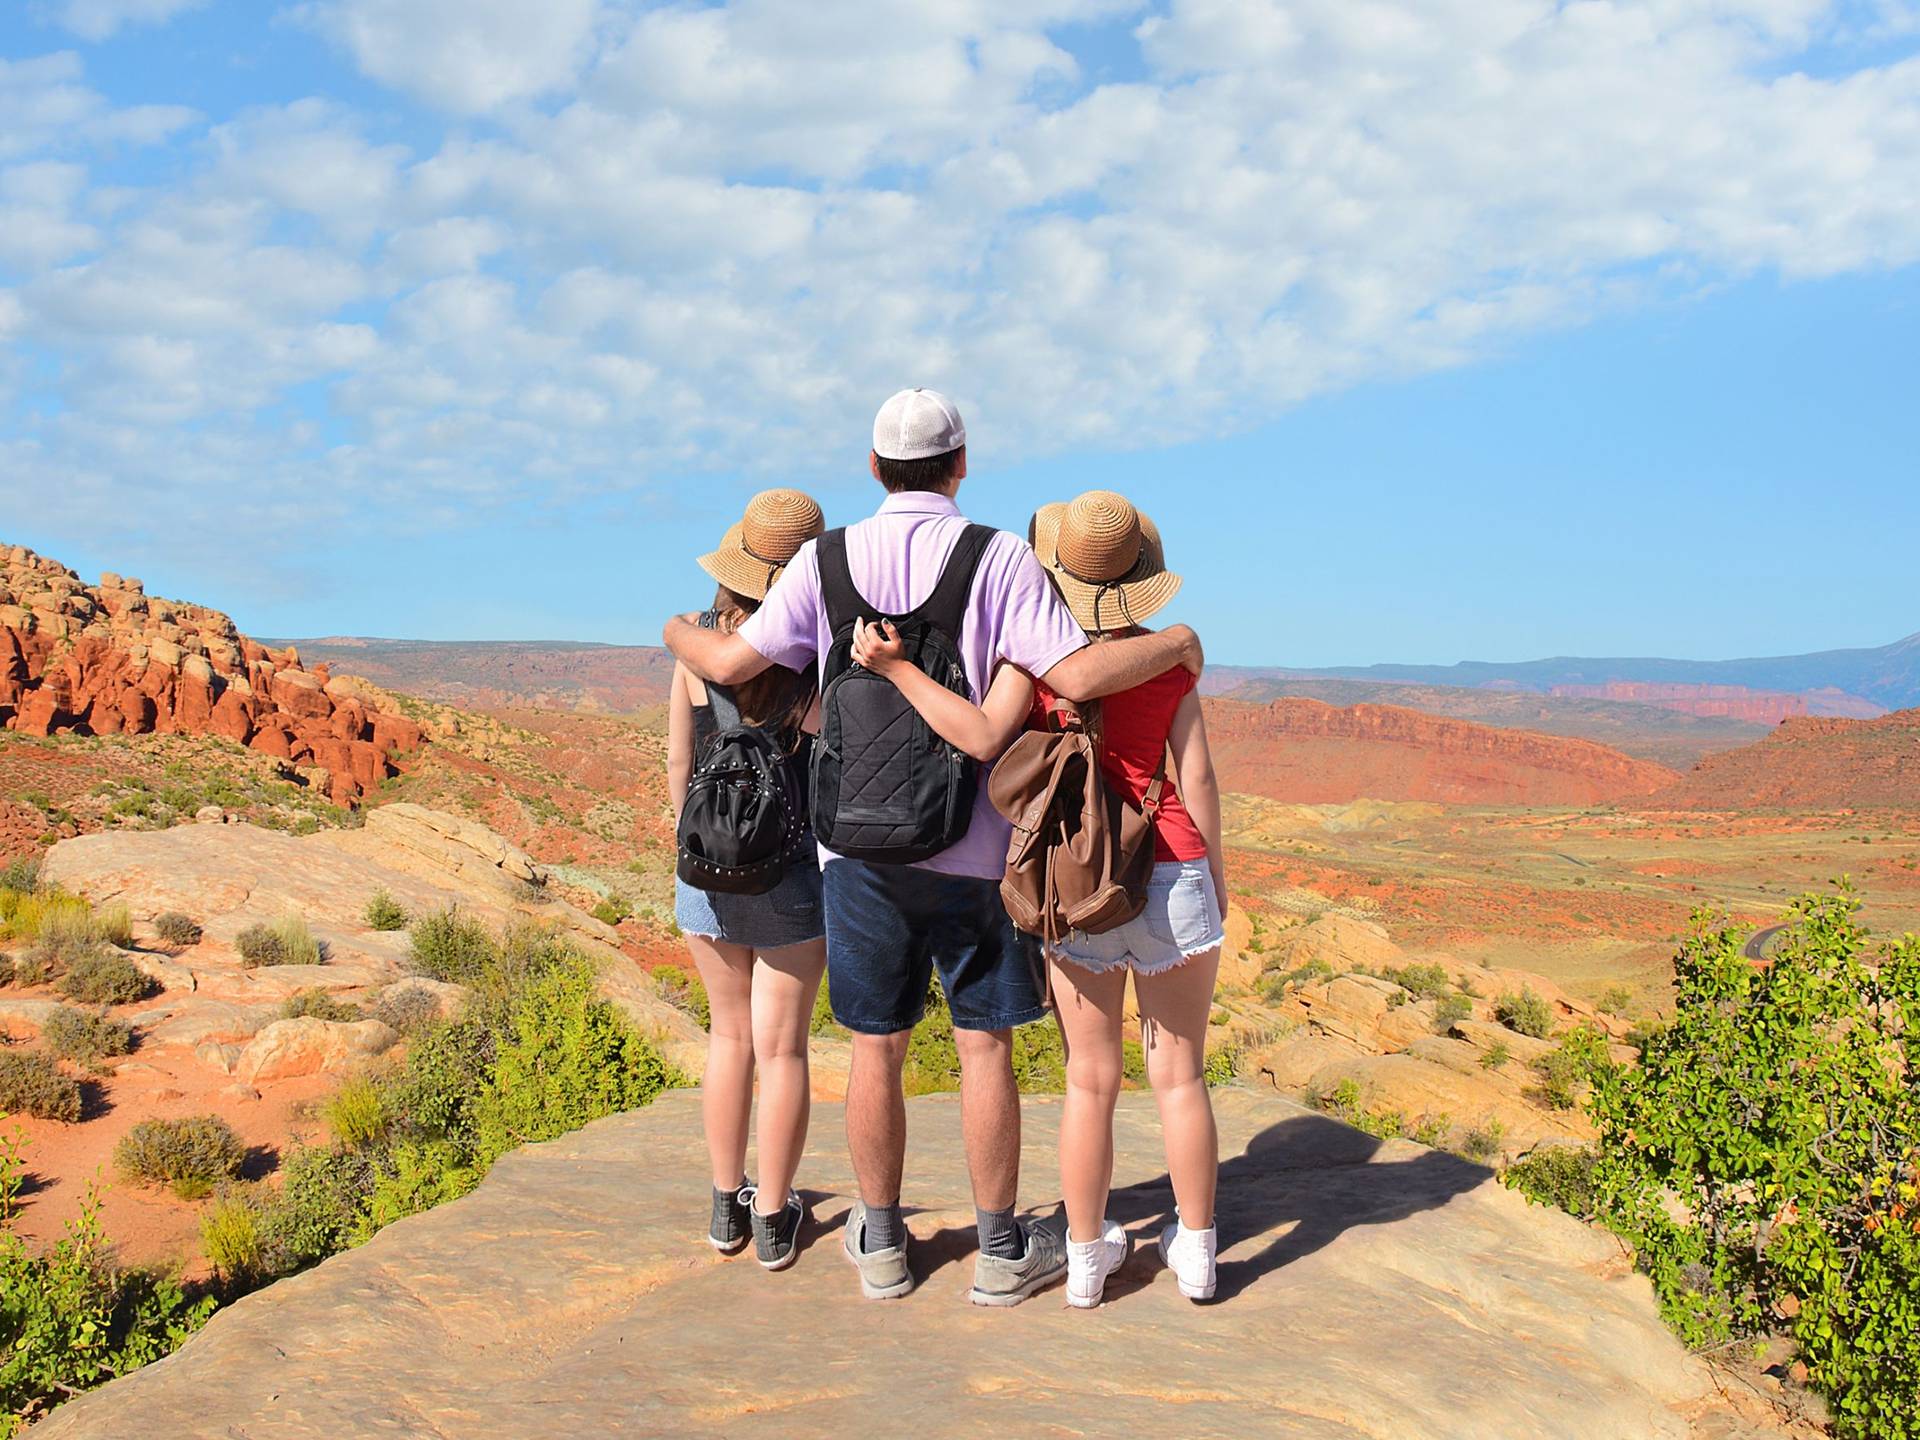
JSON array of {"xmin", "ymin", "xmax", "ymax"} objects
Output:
[
  {"xmin": 699, "ymin": 523, "xmax": 794, "ymax": 601},
  {"xmin": 1035, "ymin": 503, "xmax": 1182, "ymax": 633}
]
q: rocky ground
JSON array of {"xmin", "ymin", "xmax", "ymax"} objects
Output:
[
  {"xmin": 8, "ymin": 807, "xmax": 702, "ymax": 1266},
  {"xmin": 36, "ymin": 1088, "xmax": 1813, "ymax": 1440}
]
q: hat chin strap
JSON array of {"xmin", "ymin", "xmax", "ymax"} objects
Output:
[
  {"xmin": 741, "ymin": 539, "xmax": 787, "ymax": 595},
  {"xmin": 1057, "ymin": 558, "xmax": 1142, "ymax": 632}
]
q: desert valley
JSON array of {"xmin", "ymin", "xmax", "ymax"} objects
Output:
[{"xmin": 3, "ymin": 539, "xmax": 1917, "ymax": 1436}]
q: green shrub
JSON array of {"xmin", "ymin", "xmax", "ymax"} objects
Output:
[
  {"xmin": 809, "ymin": 981, "xmax": 846, "ymax": 1037},
  {"xmin": 1458, "ymin": 1120, "xmax": 1505, "ymax": 1164},
  {"xmin": 1010, "ymin": 1021, "xmax": 1066, "ymax": 1093},
  {"xmin": 590, "ymin": 896, "xmax": 632, "ymax": 927},
  {"xmin": 1582, "ymin": 890, "xmax": 1920, "ymax": 1437},
  {"xmin": 1203, "ymin": 1045, "xmax": 1240, "ymax": 1087},
  {"xmin": 90, "ymin": 904, "xmax": 132, "ymax": 949},
  {"xmin": 1596, "ymin": 983, "xmax": 1634, "ymax": 1016},
  {"xmin": 253, "ymin": 1146, "xmax": 373, "ymax": 1275},
  {"xmin": 1380, "ymin": 962, "xmax": 1451, "ymax": 1000},
  {"xmin": 363, "ymin": 889, "xmax": 408, "ymax": 932},
  {"xmin": 0, "ymin": 888, "xmax": 90, "ymax": 945},
  {"xmin": 0, "ymin": 1133, "xmax": 213, "ymax": 1432},
  {"xmin": 55, "ymin": 950, "xmax": 154, "ymax": 1006},
  {"xmin": 199, "ymin": 1191, "xmax": 265, "ymax": 1289},
  {"xmin": 0, "ymin": 856, "xmax": 41, "ymax": 892},
  {"xmin": 322, "ymin": 1075, "xmax": 388, "ymax": 1149},
  {"xmin": 235, "ymin": 915, "xmax": 323, "ymax": 969},
  {"xmin": 1503, "ymin": 1145, "xmax": 1598, "ymax": 1216},
  {"xmin": 1532, "ymin": 1024, "xmax": 1608, "ymax": 1111},
  {"xmin": 369, "ymin": 985, "xmax": 440, "ymax": 1035},
  {"xmin": 114, "ymin": 1116, "xmax": 246, "ymax": 1199},
  {"xmin": 1494, "ymin": 987, "xmax": 1554, "ymax": 1039},
  {"xmin": 1410, "ymin": 1113, "xmax": 1452, "ymax": 1148},
  {"xmin": 1312, "ymin": 1077, "xmax": 1404, "ymax": 1140},
  {"xmin": 153, "ymin": 912, "xmax": 202, "ymax": 947},
  {"xmin": 652, "ymin": 964, "xmax": 710, "ymax": 1030},
  {"xmin": 40, "ymin": 1007, "xmax": 133, "ymax": 1070},
  {"xmin": 1431, "ymin": 993, "xmax": 1473, "ymax": 1031},
  {"xmin": 1479, "ymin": 1039, "xmax": 1512, "ymax": 1070},
  {"xmin": 406, "ymin": 907, "xmax": 497, "ymax": 986},
  {"xmin": 0, "ymin": 1050, "xmax": 82, "ymax": 1122},
  {"xmin": 279, "ymin": 989, "xmax": 359, "ymax": 1023}
]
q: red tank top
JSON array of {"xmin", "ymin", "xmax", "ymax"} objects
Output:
[{"xmin": 1031, "ymin": 665, "xmax": 1208, "ymax": 863}]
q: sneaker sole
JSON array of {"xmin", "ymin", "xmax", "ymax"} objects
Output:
[
  {"xmin": 1155, "ymin": 1230, "xmax": 1216, "ymax": 1301},
  {"xmin": 758, "ymin": 1244, "xmax": 799, "ymax": 1272},
  {"xmin": 841, "ymin": 1244, "xmax": 915, "ymax": 1299},
  {"xmin": 967, "ymin": 1259, "xmax": 1068, "ymax": 1308},
  {"xmin": 1067, "ymin": 1230, "xmax": 1131, "ymax": 1308},
  {"xmin": 708, "ymin": 1233, "xmax": 748, "ymax": 1256}
]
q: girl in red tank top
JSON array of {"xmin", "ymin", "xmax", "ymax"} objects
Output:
[{"xmin": 850, "ymin": 489, "xmax": 1226, "ymax": 1308}]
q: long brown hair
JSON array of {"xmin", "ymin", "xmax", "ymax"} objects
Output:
[{"xmin": 709, "ymin": 583, "xmax": 814, "ymax": 732}]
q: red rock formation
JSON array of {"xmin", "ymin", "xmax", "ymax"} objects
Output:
[
  {"xmin": 1204, "ymin": 697, "xmax": 1679, "ymax": 807},
  {"xmin": 1549, "ymin": 681, "xmax": 1813, "ymax": 724},
  {"xmin": 1652, "ymin": 708, "xmax": 1920, "ymax": 810},
  {"xmin": 0, "ymin": 544, "xmax": 424, "ymax": 804}
]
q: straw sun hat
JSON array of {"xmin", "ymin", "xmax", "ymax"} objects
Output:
[
  {"xmin": 697, "ymin": 488, "xmax": 825, "ymax": 600},
  {"xmin": 1030, "ymin": 490, "xmax": 1183, "ymax": 633}
]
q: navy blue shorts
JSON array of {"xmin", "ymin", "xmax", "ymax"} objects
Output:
[{"xmin": 823, "ymin": 859, "xmax": 1047, "ymax": 1035}]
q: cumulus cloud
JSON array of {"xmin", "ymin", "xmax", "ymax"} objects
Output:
[{"xmin": 2, "ymin": 1, "xmax": 1919, "ymax": 565}]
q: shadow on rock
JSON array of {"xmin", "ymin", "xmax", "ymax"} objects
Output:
[{"xmin": 1108, "ymin": 1111, "xmax": 1491, "ymax": 1302}]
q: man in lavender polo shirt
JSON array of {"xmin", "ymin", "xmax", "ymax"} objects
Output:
[{"xmin": 664, "ymin": 388, "xmax": 1201, "ymax": 1305}]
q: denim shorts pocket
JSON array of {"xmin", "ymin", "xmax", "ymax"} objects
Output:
[{"xmin": 1143, "ymin": 877, "xmax": 1192, "ymax": 946}]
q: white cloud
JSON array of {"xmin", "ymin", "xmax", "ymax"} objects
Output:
[
  {"xmin": 53, "ymin": 0, "xmax": 208, "ymax": 42},
  {"xmin": 300, "ymin": 0, "xmax": 604, "ymax": 113},
  {"xmin": 3, "ymin": 2, "xmax": 1920, "ymax": 566}
]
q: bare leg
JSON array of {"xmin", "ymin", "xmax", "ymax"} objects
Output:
[
  {"xmin": 954, "ymin": 1027, "xmax": 1021, "ymax": 1212},
  {"xmin": 1136, "ymin": 947, "xmax": 1222, "ymax": 1229},
  {"xmin": 1048, "ymin": 958, "xmax": 1129, "ymax": 1243},
  {"xmin": 748, "ymin": 938, "xmax": 827, "ymax": 1210},
  {"xmin": 846, "ymin": 1030, "xmax": 911, "ymax": 1209},
  {"xmin": 686, "ymin": 934, "xmax": 756, "ymax": 1191}
]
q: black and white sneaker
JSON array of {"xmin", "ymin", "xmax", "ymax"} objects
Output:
[
  {"xmin": 752, "ymin": 1191, "xmax": 806, "ymax": 1271},
  {"xmin": 709, "ymin": 1180, "xmax": 756, "ymax": 1254}
]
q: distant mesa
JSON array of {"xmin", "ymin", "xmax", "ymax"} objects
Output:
[
  {"xmin": 1204, "ymin": 696, "xmax": 1678, "ymax": 807},
  {"xmin": 266, "ymin": 636, "xmax": 676, "ymax": 715},
  {"xmin": 1654, "ymin": 705, "xmax": 1920, "ymax": 811},
  {"xmin": 1546, "ymin": 680, "xmax": 1882, "ymax": 724},
  {"xmin": 0, "ymin": 544, "xmax": 423, "ymax": 804}
]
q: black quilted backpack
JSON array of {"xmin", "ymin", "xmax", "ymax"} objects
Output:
[
  {"xmin": 811, "ymin": 523, "xmax": 995, "ymax": 864},
  {"xmin": 675, "ymin": 642, "xmax": 810, "ymax": 895}
]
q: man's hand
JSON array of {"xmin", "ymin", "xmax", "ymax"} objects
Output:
[{"xmin": 663, "ymin": 612, "xmax": 773, "ymax": 686}]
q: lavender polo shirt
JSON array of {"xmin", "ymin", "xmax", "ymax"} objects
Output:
[{"xmin": 737, "ymin": 490, "xmax": 1087, "ymax": 880}]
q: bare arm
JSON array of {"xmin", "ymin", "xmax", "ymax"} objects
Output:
[
  {"xmin": 662, "ymin": 612, "xmax": 774, "ymax": 686},
  {"xmin": 1040, "ymin": 624, "xmax": 1203, "ymax": 703},
  {"xmin": 667, "ymin": 663, "xmax": 695, "ymax": 822},
  {"xmin": 851, "ymin": 619, "xmax": 1035, "ymax": 763},
  {"xmin": 1168, "ymin": 688, "xmax": 1225, "ymax": 901}
]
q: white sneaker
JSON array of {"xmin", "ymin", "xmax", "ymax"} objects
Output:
[
  {"xmin": 1157, "ymin": 1218, "xmax": 1217, "ymax": 1301},
  {"xmin": 1066, "ymin": 1217, "xmax": 1130, "ymax": 1309}
]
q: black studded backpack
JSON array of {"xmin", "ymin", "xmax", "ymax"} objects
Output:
[
  {"xmin": 675, "ymin": 621, "xmax": 811, "ymax": 895},
  {"xmin": 810, "ymin": 523, "xmax": 995, "ymax": 864}
]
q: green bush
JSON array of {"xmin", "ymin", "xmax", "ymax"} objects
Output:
[
  {"xmin": 369, "ymin": 984, "xmax": 441, "ymax": 1035},
  {"xmin": 1504, "ymin": 1144, "xmax": 1598, "ymax": 1216},
  {"xmin": 1581, "ymin": 890, "xmax": 1920, "ymax": 1438},
  {"xmin": 0, "ymin": 856, "xmax": 40, "ymax": 892},
  {"xmin": 90, "ymin": 904, "xmax": 132, "ymax": 949},
  {"xmin": 1596, "ymin": 983, "xmax": 1634, "ymax": 1016},
  {"xmin": 652, "ymin": 964, "xmax": 710, "ymax": 1030},
  {"xmin": 1312, "ymin": 1077, "xmax": 1405, "ymax": 1140},
  {"xmin": 1431, "ymin": 993, "xmax": 1473, "ymax": 1031},
  {"xmin": 322, "ymin": 1075, "xmax": 388, "ymax": 1149},
  {"xmin": 406, "ymin": 907, "xmax": 497, "ymax": 986},
  {"xmin": 1532, "ymin": 1024, "xmax": 1607, "ymax": 1111},
  {"xmin": 0, "ymin": 1133, "xmax": 213, "ymax": 1433},
  {"xmin": 198, "ymin": 1191, "xmax": 264, "ymax": 1289},
  {"xmin": 114, "ymin": 1116, "xmax": 246, "ymax": 1199},
  {"xmin": 0, "ymin": 1050, "xmax": 82, "ymax": 1122},
  {"xmin": 1380, "ymin": 962, "xmax": 1451, "ymax": 1000},
  {"xmin": 40, "ymin": 1007, "xmax": 133, "ymax": 1070},
  {"xmin": 55, "ymin": 950, "xmax": 154, "ymax": 1006},
  {"xmin": 1458, "ymin": 1120, "xmax": 1505, "ymax": 1164},
  {"xmin": 809, "ymin": 982, "xmax": 846, "ymax": 1037},
  {"xmin": 1410, "ymin": 1113, "xmax": 1452, "ymax": 1148},
  {"xmin": 279, "ymin": 989, "xmax": 360, "ymax": 1023},
  {"xmin": 235, "ymin": 915, "xmax": 323, "ymax": 969},
  {"xmin": 153, "ymin": 912, "xmax": 202, "ymax": 947},
  {"xmin": 253, "ymin": 1146, "xmax": 373, "ymax": 1275},
  {"xmin": 590, "ymin": 896, "xmax": 632, "ymax": 927},
  {"xmin": 1479, "ymin": 1039, "xmax": 1512, "ymax": 1070},
  {"xmin": 363, "ymin": 889, "xmax": 408, "ymax": 932},
  {"xmin": 1203, "ymin": 1045, "xmax": 1240, "ymax": 1087},
  {"xmin": 1494, "ymin": 987, "xmax": 1554, "ymax": 1039}
]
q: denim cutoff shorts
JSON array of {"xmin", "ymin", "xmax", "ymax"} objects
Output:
[
  {"xmin": 674, "ymin": 844, "xmax": 826, "ymax": 950},
  {"xmin": 1052, "ymin": 859, "xmax": 1225, "ymax": 976}
]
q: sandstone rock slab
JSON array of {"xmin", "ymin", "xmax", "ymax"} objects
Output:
[{"xmin": 39, "ymin": 1090, "xmax": 1791, "ymax": 1440}]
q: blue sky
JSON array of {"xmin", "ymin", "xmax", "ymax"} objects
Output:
[{"xmin": 3, "ymin": 1, "xmax": 1918, "ymax": 667}]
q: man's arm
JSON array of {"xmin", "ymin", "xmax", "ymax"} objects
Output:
[
  {"xmin": 1039, "ymin": 624, "xmax": 1203, "ymax": 703},
  {"xmin": 662, "ymin": 613, "xmax": 775, "ymax": 686}
]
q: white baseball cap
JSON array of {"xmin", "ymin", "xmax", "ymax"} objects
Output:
[{"xmin": 872, "ymin": 388, "xmax": 966, "ymax": 461}]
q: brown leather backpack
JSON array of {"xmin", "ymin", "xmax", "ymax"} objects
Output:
[{"xmin": 988, "ymin": 700, "xmax": 1165, "ymax": 953}]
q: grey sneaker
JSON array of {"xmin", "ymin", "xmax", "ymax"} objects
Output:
[
  {"xmin": 968, "ymin": 1216, "xmax": 1068, "ymax": 1307},
  {"xmin": 840, "ymin": 1200, "xmax": 914, "ymax": 1299},
  {"xmin": 752, "ymin": 1191, "xmax": 806, "ymax": 1272},
  {"xmin": 708, "ymin": 1180, "xmax": 755, "ymax": 1255}
]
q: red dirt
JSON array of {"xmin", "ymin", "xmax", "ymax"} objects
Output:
[
  {"xmin": 1205, "ymin": 697, "xmax": 1679, "ymax": 807},
  {"xmin": 1654, "ymin": 708, "xmax": 1920, "ymax": 810}
]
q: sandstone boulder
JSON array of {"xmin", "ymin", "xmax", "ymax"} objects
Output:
[{"xmin": 235, "ymin": 1017, "xmax": 399, "ymax": 1083}]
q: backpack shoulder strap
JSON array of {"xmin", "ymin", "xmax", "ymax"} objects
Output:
[
  {"xmin": 694, "ymin": 610, "xmax": 742, "ymax": 729},
  {"xmin": 816, "ymin": 528, "xmax": 867, "ymax": 634},
  {"xmin": 917, "ymin": 524, "xmax": 996, "ymax": 639}
]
